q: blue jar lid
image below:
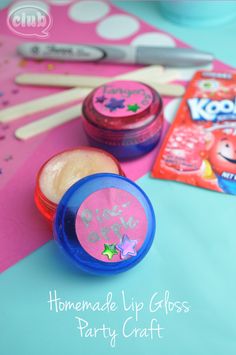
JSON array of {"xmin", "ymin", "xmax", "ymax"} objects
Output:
[{"xmin": 53, "ymin": 173, "xmax": 156, "ymax": 275}]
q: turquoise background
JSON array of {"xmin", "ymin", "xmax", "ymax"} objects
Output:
[
  {"xmin": 0, "ymin": 0, "xmax": 12, "ymax": 10},
  {"xmin": 1, "ymin": 2, "xmax": 236, "ymax": 354},
  {"xmin": 158, "ymin": 0, "xmax": 236, "ymax": 27},
  {"xmin": 1, "ymin": 177, "xmax": 236, "ymax": 354},
  {"xmin": 114, "ymin": 0, "xmax": 236, "ymax": 67}
]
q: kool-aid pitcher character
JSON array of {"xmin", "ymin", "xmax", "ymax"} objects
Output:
[
  {"xmin": 152, "ymin": 71, "xmax": 236, "ymax": 196},
  {"xmin": 208, "ymin": 128, "xmax": 236, "ymax": 194}
]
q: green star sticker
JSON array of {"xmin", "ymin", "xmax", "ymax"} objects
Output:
[
  {"xmin": 127, "ymin": 103, "xmax": 140, "ymax": 112},
  {"xmin": 102, "ymin": 243, "xmax": 118, "ymax": 260}
]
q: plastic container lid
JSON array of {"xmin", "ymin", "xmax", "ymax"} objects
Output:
[
  {"xmin": 53, "ymin": 173, "xmax": 156, "ymax": 275},
  {"xmin": 82, "ymin": 80, "xmax": 162, "ymax": 131}
]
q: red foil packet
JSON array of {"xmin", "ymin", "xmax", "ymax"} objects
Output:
[{"xmin": 152, "ymin": 71, "xmax": 236, "ymax": 195}]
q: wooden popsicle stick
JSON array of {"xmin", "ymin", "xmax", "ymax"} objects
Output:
[
  {"xmin": 2, "ymin": 66, "xmax": 164, "ymax": 124},
  {"xmin": 147, "ymin": 82, "xmax": 185, "ymax": 97},
  {"xmin": 15, "ymin": 71, "xmax": 184, "ymax": 100},
  {"xmin": 15, "ymin": 67, "xmax": 184, "ymax": 140},
  {"xmin": 15, "ymin": 73, "xmax": 109, "ymax": 88},
  {"xmin": 117, "ymin": 65, "xmax": 165, "ymax": 81},
  {"xmin": 0, "ymin": 87, "xmax": 90, "ymax": 123},
  {"xmin": 3, "ymin": 65, "xmax": 183, "ymax": 125},
  {"xmin": 16, "ymin": 69, "xmax": 183, "ymax": 97},
  {"xmin": 118, "ymin": 64, "xmax": 164, "ymax": 77},
  {"xmin": 16, "ymin": 70, "xmax": 182, "ymax": 92},
  {"xmin": 15, "ymin": 65, "xmax": 164, "ymax": 88},
  {"xmin": 151, "ymin": 69, "xmax": 180, "ymax": 83},
  {"xmin": 15, "ymin": 83, "xmax": 184, "ymax": 140},
  {"xmin": 119, "ymin": 66, "xmax": 183, "ymax": 95},
  {"xmin": 15, "ymin": 103, "xmax": 82, "ymax": 140}
]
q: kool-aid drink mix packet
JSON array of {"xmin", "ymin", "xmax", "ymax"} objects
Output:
[{"xmin": 152, "ymin": 71, "xmax": 236, "ymax": 195}]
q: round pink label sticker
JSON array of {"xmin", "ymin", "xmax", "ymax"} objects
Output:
[
  {"xmin": 75, "ymin": 187, "xmax": 148, "ymax": 262},
  {"xmin": 93, "ymin": 80, "xmax": 153, "ymax": 118}
]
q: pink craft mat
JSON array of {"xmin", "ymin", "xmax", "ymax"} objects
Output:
[{"xmin": 0, "ymin": 1, "xmax": 231, "ymax": 272}]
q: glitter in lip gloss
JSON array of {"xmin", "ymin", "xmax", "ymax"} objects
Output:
[
  {"xmin": 35, "ymin": 147, "xmax": 125, "ymax": 223},
  {"xmin": 82, "ymin": 80, "xmax": 163, "ymax": 160}
]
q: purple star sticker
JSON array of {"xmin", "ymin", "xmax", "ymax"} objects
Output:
[
  {"xmin": 105, "ymin": 98, "xmax": 125, "ymax": 112},
  {"xmin": 116, "ymin": 234, "xmax": 137, "ymax": 259},
  {"xmin": 96, "ymin": 95, "xmax": 107, "ymax": 103}
]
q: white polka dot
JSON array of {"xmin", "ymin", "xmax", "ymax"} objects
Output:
[
  {"xmin": 68, "ymin": 0, "xmax": 110, "ymax": 23},
  {"xmin": 164, "ymin": 98, "xmax": 181, "ymax": 124},
  {"xmin": 96, "ymin": 14, "xmax": 140, "ymax": 40},
  {"xmin": 48, "ymin": 0, "xmax": 73, "ymax": 5},
  {"xmin": 131, "ymin": 32, "xmax": 176, "ymax": 47},
  {"xmin": 172, "ymin": 63, "xmax": 213, "ymax": 81},
  {"xmin": 9, "ymin": 0, "xmax": 49, "ymax": 13}
]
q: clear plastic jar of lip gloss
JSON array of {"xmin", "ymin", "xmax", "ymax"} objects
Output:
[
  {"xmin": 82, "ymin": 80, "xmax": 163, "ymax": 160},
  {"xmin": 35, "ymin": 147, "xmax": 125, "ymax": 223}
]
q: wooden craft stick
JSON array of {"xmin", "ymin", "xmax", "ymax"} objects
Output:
[
  {"xmin": 0, "ymin": 87, "xmax": 90, "ymax": 123},
  {"xmin": 15, "ymin": 70, "xmax": 184, "ymax": 99},
  {"xmin": 117, "ymin": 65, "xmax": 165, "ymax": 81},
  {"xmin": 15, "ymin": 66, "xmax": 184, "ymax": 140},
  {"xmin": 15, "ymin": 83, "xmax": 183, "ymax": 140},
  {"xmin": 3, "ymin": 65, "xmax": 184, "ymax": 125},
  {"xmin": 16, "ymin": 69, "xmax": 180, "ymax": 88},
  {"xmin": 15, "ymin": 103, "xmax": 82, "ymax": 140},
  {"xmin": 147, "ymin": 82, "xmax": 185, "ymax": 97},
  {"xmin": 150, "ymin": 69, "xmax": 180, "ymax": 83},
  {"xmin": 15, "ymin": 65, "xmax": 164, "ymax": 87},
  {"xmin": 15, "ymin": 73, "xmax": 109, "ymax": 88},
  {"xmin": 2, "ymin": 66, "xmax": 164, "ymax": 123}
]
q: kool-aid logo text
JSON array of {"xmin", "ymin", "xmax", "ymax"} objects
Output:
[
  {"xmin": 7, "ymin": 5, "xmax": 52, "ymax": 38},
  {"xmin": 188, "ymin": 98, "xmax": 236, "ymax": 122}
]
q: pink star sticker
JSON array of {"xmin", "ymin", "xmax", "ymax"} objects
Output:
[{"xmin": 117, "ymin": 234, "xmax": 137, "ymax": 259}]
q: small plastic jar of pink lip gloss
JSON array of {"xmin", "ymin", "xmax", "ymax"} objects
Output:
[
  {"xmin": 82, "ymin": 80, "xmax": 163, "ymax": 160},
  {"xmin": 35, "ymin": 147, "xmax": 125, "ymax": 223}
]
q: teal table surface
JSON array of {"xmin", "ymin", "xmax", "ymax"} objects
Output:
[
  {"xmin": 114, "ymin": 0, "xmax": 236, "ymax": 67},
  {"xmin": 1, "ymin": 2, "xmax": 236, "ymax": 355}
]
